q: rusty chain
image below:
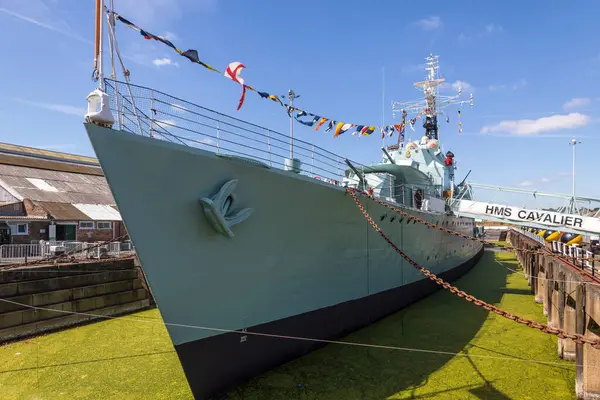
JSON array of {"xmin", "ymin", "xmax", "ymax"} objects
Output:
[
  {"xmin": 346, "ymin": 187, "xmax": 600, "ymax": 349},
  {"xmin": 0, "ymin": 235, "xmax": 132, "ymax": 271},
  {"xmin": 358, "ymin": 190, "xmax": 600, "ymax": 264}
]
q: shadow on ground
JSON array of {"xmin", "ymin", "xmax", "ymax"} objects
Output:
[{"xmin": 225, "ymin": 251, "xmax": 526, "ymax": 399}]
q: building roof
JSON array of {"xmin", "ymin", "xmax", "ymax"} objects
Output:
[
  {"xmin": 0, "ymin": 142, "xmax": 99, "ymax": 166},
  {"xmin": 0, "ymin": 164, "xmax": 114, "ymax": 204},
  {"xmin": 0, "ymin": 142, "xmax": 122, "ymax": 221}
]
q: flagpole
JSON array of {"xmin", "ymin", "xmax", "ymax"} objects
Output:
[
  {"xmin": 287, "ymin": 89, "xmax": 300, "ymax": 159},
  {"xmin": 381, "ymin": 66, "xmax": 385, "ymax": 148},
  {"xmin": 96, "ymin": 0, "xmax": 105, "ymax": 90}
]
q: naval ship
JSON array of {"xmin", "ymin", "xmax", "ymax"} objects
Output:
[{"xmin": 83, "ymin": 6, "xmax": 483, "ymax": 397}]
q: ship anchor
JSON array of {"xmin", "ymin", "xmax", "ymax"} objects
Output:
[{"xmin": 199, "ymin": 179, "xmax": 253, "ymax": 238}]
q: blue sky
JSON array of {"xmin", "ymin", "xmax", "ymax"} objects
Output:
[{"xmin": 0, "ymin": 0, "xmax": 599, "ymax": 208}]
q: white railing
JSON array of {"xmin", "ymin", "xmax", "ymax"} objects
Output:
[
  {"xmin": 519, "ymin": 229, "xmax": 546, "ymax": 245},
  {"xmin": 550, "ymin": 240, "xmax": 597, "ymax": 276},
  {"xmin": 0, "ymin": 244, "xmax": 47, "ymax": 263},
  {"xmin": 0, "ymin": 240, "xmax": 135, "ymax": 264}
]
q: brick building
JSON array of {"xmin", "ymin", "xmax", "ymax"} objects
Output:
[{"xmin": 0, "ymin": 142, "xmax": 128, "ymax": 244}]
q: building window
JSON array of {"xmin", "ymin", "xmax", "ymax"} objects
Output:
[
  {"xmin": 9, "ymin": 223, "xmax": 28, "ymax": 235},
  {"xmin": 97, "ymin": 221, "xmax": 112, "ymax": 230},
  {"xmin": 79, "ymin": 221, "xmax": 95, "ymax": 230}
]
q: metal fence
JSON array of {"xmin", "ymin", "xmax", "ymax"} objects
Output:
[{"xmin": 0, "ymin": 240, "xmax": 135, "ymax": 264}]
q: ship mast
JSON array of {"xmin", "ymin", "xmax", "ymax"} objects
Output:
[
  {"xmin": 93, "ymin": 0, "xmax": 105, "ymax": 90},
  {"xmin": 392, "ymin": 54, "xmax": 473, "ymax": 141}
]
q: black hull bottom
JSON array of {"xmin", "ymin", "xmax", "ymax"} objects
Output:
[{"xmin": 175, "ymin": 248, "xmax": 484, "ymax": 399}]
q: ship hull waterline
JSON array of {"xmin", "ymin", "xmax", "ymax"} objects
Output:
[{"xmin": 84, "ymin": 123, "xmax": 484, "ymax": 399}]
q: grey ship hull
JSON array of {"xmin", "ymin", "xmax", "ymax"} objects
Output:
[{"xmin": 84, "ymin": 123, "xmax": 483, "ymax": 399}]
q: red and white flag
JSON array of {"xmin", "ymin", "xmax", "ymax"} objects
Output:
[{"xmin": 224, "ymin": 62, "xmax": 247, "ymax": 110}]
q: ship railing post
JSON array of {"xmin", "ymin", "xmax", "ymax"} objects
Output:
[
  {"xmin": 267, "ymin": 130, "xmax": 272, "ymax": 167},
  {"xmin": 149, "ymin": 89, "xmax": 156, "ymax": 138},
  {"xmin": 217, "ymin": 120, "xmax": 221, "ymax": 155},
  {"xmin": 311, "ymin": 144, "xmax": 314, "ymax": 176}
]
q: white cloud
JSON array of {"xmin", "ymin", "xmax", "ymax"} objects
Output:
[
  {"xmin": 441, "ymin": 80, "xmax": 474, "ymax": 93},
  {"xmin": 0, "ymin": 6, "xmax": 91, "ymax": 44},
  {"xmin": 458, "ymin": 22, "xmax": 503, "ymax": 41},
  {"xmin": 519, "ymin": 177, "xmax": 551, "ymax": 187},
  {"xmin": 170, "ymin": 103, "xmax": 188, "ymax": 111},
  {"xmin": 200, "ymin": 138, "xmax": 215, "ymax": 145},
  {"xmin": 151, "ymin": 119, "xmax": 176, "ymax": 131},
  {"xmin": 15, "ymin": 99, "xmax": 86, "ymax": 117},
  {"xmin": 480, "ymin": 113, "xmax": 591, "ymax": 136},
  {"xmin": 488, "ymin": 79, "xmax": 527, "ymax": 92},
  {"xmin": 487, "ymin": 84, "xmax": 506, "ymax": 91},
  {"xmin": 152, "ymin": 58, "xmax": 179, "ymax": 67},
  {"xmin": 512, "ymin": 79, "xmax": 527, "ymax": 90},
  {"xmin": 452, "ymin": 80, "xmax": 473, "ymax": 92},
  {"xmin": 162, "ymin": 31, "xmax": 178, "ymax": 41},
  {"xmin": 415, "ymin": 16, "xmax": 442, "ymax": 30},
  {"xmin": 518, "ymin": 180, "xmax": 535, "ymax": 187},
  {"xmin": 485, "ymin": 23, "xmax": 503, "ymax": 33},
  {"xmin": 563, "ymin": 97, "xmax": 591, "ymax": 111}
]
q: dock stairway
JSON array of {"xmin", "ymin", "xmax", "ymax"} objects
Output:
[{"xmin": 0, "ymin": 258, "xmax": 152, "ymax": 342}]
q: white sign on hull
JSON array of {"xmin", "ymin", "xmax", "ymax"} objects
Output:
[{"xmin": 454, "ymin": 200, "xmax": 600, "ymax": 234}]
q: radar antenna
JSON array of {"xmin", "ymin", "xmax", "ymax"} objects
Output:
[{"xmin": 391, "ymin": 54, "xmax": 473, "ymax": 141}]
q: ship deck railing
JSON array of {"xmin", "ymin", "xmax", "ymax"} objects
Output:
[
  {"xmin": 104, "ymin": 79, "xmax": 360, "ymax": 185},
  {"xmin": 103, "ymin": 79, "xmax": 448, "ymax": 212}
]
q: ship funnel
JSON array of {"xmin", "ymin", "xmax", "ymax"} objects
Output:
[{"xmin": 85, "ymin": 88, "xmax": 114, "ymax": 128}]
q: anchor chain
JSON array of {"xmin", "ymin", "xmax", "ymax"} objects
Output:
[
  {"xmin": 346, "ymin": 187, "xmax": 600, "ymax": 349},
  {"xmin": 360, "ymin": 190, "xmax": 600, "ymax": 264}
]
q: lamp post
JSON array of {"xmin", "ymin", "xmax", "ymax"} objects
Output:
[
  {"xmin": 569, "ymin": 139, "xmax": 581, "ymax": 214},
  {"xmin": 285, "ymin": 89, "xmax": 300, "ymax": 159}
]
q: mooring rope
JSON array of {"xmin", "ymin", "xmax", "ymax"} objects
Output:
[{"xmin": 0, "ymin": 297, "xmax": 581, "ymax": 369}]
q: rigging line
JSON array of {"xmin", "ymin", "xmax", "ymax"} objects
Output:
[
  {"xmin": 0, "ymin": 297, "xmax": 580, "ymax": 368},
  {"xmin": 104, "ymin": 7, "xmax": 143, "ymax": 136}
]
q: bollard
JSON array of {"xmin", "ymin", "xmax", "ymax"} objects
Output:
[
  {"xmin": 536, "ymin": 255, "xmax": 545, "ymax": 304},
  {"xmin": 532, "ymin": 253, "xmax": 539, "ymax": 296},
  {"xmin": 575, "ymin": 283, "xmax": 586, "ymax": 398},
  {"xmin": 582, "ymin": 283, "xmax": 600, "ymax": 399},
  {"xmin": 546, "ymin": 262, "xmax": 554, "ymax": 324},
  {"xmin": 551, "ymin": 272, "xmax": 560, "ymax": 331},
  {"xmin": 556, "ymin": 272, "xmax": 567, "ymax": 359}
]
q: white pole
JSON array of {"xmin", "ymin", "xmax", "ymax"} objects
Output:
[
  {"xmin": 572, "ymin": 140, "xmax": 576, "ymax": 202},
  {"xmin": 289, "ymin": 96, "xmax": 293, "ymax": 159},
  {"xmin": 98, "ymin": 0, "xmax": 105, "ymax": 90},
  {"xmin": 382, "ymin": 66, "xmax": 385, "ymax": 148}
]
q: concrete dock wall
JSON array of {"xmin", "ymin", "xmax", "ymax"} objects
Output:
[
  {"xmin": 0, "ymin": 257, "xmax": 152, "ymax": 342},
  {"xmin": 509, "ymin": 230, "xmax": 600, "ymax": 400}
]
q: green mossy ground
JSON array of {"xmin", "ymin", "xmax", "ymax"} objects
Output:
[{"xmin": 0, "ymin": 250, "xmax": 575, "ymax": 399}]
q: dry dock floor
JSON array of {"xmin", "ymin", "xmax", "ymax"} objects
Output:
[{"xmin": 0, "ymin": 248, "xmax": 576, "ymax": 399}]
